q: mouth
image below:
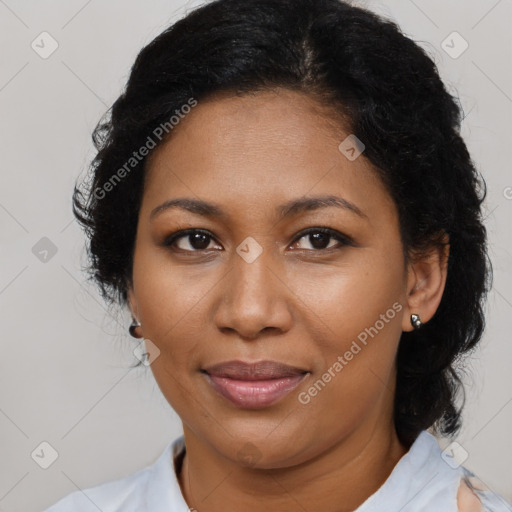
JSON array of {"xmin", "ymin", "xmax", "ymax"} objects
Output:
[{"xmin": 201, "ymin": 360, "xmax": 310, "ymax": 409}]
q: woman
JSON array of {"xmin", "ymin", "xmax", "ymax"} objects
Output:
[{"xmin": 43, "ymin": 0, "xmax": 510, "ymax": 510}]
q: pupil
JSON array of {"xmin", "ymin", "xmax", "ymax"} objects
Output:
[
  {"xmin": 310, "ymin": 232, "xmax": 329, "ymax": 249},
  {"xmin": 191, "ymin": 233, "xmax": 210, "ymax": 250}
]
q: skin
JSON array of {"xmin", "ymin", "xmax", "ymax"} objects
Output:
[
  {"xmin": 127, "ymin": 88, "xmax": 450, "ymax": 512},
  {"xmin": 457, "ymin": 480, "xmax": 484, "ymax": 511}
]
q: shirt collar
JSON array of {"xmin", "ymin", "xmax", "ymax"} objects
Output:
[{"xmin": 147, "ymin": 430, "xmax": 462, "ymax": 511}]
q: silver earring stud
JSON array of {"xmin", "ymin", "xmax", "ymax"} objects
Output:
[
  {"xmin": 129, "ymin": 318, "xmax": 141, "ymax": 338},
  {"xmin": 410, "ymin": 313, "xmax": 422, "ymax": 330}
]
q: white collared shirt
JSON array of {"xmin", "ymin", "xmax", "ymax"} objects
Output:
[{"xmin": 42, "ymin": 430, "xmax": 511, "ymax": 512}]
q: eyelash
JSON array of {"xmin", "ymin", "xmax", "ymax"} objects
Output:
[{"xmin": 162, "ymin": 227, "xmax": 354, "ymax": 253}]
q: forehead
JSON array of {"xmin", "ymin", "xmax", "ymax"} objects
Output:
[{"xmin": 141, "ymin": 89, "xmax": 396, "ymax": 225}]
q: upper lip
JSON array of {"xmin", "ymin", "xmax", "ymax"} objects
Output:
[{"xmin": 202, "ymin": 360, "xmax": 309, "ymax": 380}]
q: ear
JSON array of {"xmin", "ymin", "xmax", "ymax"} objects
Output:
[{"xmin": 401, "ymin": 232, "xmax": 450, "ymax": 332}]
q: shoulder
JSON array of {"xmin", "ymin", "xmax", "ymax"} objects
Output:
[
  {"xmin": 41, "ymin": 464, "xmax": 153, "ymax": 512},
  {"xmin": 41, "ymin": 440, "xmax": 183, "ymax": 512},
  {"xmin": 456, "ymin": 467, "xmax": 512, "ymax": 512},
  {"xmin": 457, "ymin": 478, "xmax": 484, "ymax": 512}
]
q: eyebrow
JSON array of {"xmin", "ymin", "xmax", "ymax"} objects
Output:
[{"xmin": 149, "ymin": 194, "xmax": 368, "ymax": 221}]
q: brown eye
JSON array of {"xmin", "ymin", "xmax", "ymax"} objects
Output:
[
  {"xmin": 163, "ymin": 229, "xmax": 221, "ymax": 252},
  {"xmin": 162, "ymin": 227, "xmax": 354, "ymax": 254},
  {"xmin": 290, "ymin": 228, "xmax": 354, "ymax": 251}
]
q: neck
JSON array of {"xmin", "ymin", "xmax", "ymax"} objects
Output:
[{"xmin": 178, "ymin": 423, "xmax": 410, "ymax": 512}]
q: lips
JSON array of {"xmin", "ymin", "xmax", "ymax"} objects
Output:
[
  {"xmin": 203, "ymin": 360, "xmax": 308, "ymax": 380},
  {"xmin": 202, "ymin": 360, "xmax": 309, "ymax": 409}
]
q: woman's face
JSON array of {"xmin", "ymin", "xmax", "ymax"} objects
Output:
[{"xmin": 128, "ymin": 89, "xmax": 418, "ymax": 467}]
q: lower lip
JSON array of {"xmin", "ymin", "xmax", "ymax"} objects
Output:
[{"xmin": 204, "ymin": 373, "xmax": 308, "ymax": 409}]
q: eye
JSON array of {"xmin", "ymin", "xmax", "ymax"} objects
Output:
[
  {"xmin": 162, "ymin": 227, "xmax": 354, "ymax": 253},
  {"xmin": 163, "ymin": 229, "xmax": 221, "ymax": 252},
  {"xmin": 290, "ymin": 227, "xmax": 353, "ymax": 251}
]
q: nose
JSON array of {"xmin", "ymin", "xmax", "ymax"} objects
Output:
[{"xmin": 213, "ymin": 243, "xmax": 294, "ymax": 340}]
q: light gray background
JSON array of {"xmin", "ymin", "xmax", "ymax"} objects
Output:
[{"xmin": 0, "ymin": 1, "xmax": 511, "ymax": 510}]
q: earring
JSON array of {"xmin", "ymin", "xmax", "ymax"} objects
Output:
[
  {"xmin": 129, "ymin": 317, "xmax": 142, "ymax": 338},
  {"xmin": 410, "ymin": 313, "xmax": 423, "ymax": 330}
]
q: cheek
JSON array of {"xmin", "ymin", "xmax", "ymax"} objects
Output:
[
  {"xmin": 293, "ymin": 246, "xmax": 405, "ymax": 408},
  {"xmin": 132, "ymin": 244, "xmax": 216, "ymax": 338},
  {"xmin": 290, "ymin": 246, "xmax": 405, "ymax": 345},
  {"xmin": 131, "ymin": 250, "xmax": 211, "ymax": 410},
  {"xmin": 293, "ymin": 276, "xmax": 404, "ymax": 445}
]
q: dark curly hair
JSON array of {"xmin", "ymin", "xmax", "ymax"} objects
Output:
[{"xmin": 72, "ymin": 0, "xmax": 492, "ymax": 447}]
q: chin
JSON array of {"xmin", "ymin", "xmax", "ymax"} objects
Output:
[{"xmin": 211, "ymin": 427, "xmax": 313, "ymax": 469}]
